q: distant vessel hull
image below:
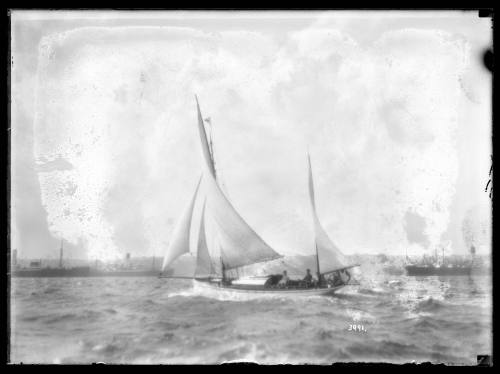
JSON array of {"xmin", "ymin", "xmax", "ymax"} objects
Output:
[
  {"xmin": 193, "ymin": 278, "xmax": 345, "ymax": 298},
  {"xmin": 12, "ymin": 268, "xmax": 170, "ymax": 278},
  {"xmin": 405, "ymin": 265, "xmax": 472, "ymax": 276},
  {"xmin": 12, "ymin": 266, "xmax": 91, "ymax": 278},
  {"xmin": 89, "ymin": 269, "xmax": 164, "ymax": 277}
]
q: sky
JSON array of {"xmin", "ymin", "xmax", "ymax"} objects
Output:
[{"xmin": 10, "ymin": 10, "xmax": 492, "ymax": 262}]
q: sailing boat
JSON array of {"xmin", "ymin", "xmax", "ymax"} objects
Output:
[
  {"xmin": 12, "ymin": 239, "xmax": 92, "ymax": 277},
  {"xmin": 160, "ymin": 96, "xmax": 359, "ymax": 296}
]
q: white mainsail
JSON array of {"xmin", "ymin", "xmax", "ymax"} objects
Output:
[
  {"xmin": 195, "ymin": 96, "xmax": 283, "ymax": 271},
  {"xmin": 194, "ymin": 199, "xmax": 216, "ymax": 278},
  {"xmin": 307, "ymin": 153, "xmax": 351, "ymax": 274},
  {"xmin": 161, "ymin": 176, "xmax": 202, "ymax": 272},
  {"xmin": 205, "ymin": 171, "xmax": 283, "ymax": 269}
]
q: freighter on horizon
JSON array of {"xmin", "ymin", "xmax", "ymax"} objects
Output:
[
  {"xmin": 404, "ymin": 245, "xmax": 489, "ymax": 276},
  {"xmin": 11, "ymin": 242, "xmax": 173, "ymax": 278}
]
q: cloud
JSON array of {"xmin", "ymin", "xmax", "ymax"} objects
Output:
[{"xmin": 32, "ymin": 22, "xmax": 479, "ymax": 261}]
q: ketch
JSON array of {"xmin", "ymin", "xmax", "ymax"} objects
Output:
[{"xmin": 161, "ymin": 96, "xmax": 360, "ymax": 296}]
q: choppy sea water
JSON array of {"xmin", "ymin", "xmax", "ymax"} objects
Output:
[{"xmin": 10, "ymin": 273, "xmax": 491, "ymax": 365}]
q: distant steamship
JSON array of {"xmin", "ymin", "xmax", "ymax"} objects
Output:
[
  {"xmin": 11, "ymin": 242, "xmax": 171, "ymax": 278},
  {"xmin": 11, "ymin": 241, "xmax": 91, "ymax": 277},
  {"xmin": 405, "ymin": 245, "xmax": 489, "ymax": 276}
]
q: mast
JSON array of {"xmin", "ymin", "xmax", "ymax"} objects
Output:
[
  {"xmin": 309, "ymin": 153, "xmax": 321, "ymax": 278},
  {"xmin": 205, "ymin": 118, "xmax": 217, "ymax": 180},
  {"xmin": 315, "ymin": 241, "xmax": 321, "ymax": 282},
  {"xmin": 207, "ymin": 118, "xmax": 226, "ymax": 276},
  {"xmin": 470, "ymin": 244, "xmax": 476, "ymax": 267},
  {"xmin": 307, "ymin": 152, "xmax": 356, "ymax": 276},
  {"xmin": 59, "ymin": 239, "xmax": 63, "ymax": 268},
  {"xmin": 195, "ymin": 95, "xmax": 217, "ymax": 178},
  {"xmin": 220, "ymin": 257, "xmax": 226, "ymax": 283}
]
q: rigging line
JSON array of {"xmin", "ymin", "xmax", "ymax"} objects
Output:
[
  {"xmin": 315, "ymin": 241, "xmax": 321, "ymax": 277},
  {"xmin": 204, "ymin": 118, "xmax": 217, "ymax": 179},
  {"xmin": 204, "ymin": 116, "xmax": 229, "ymax": 198}
]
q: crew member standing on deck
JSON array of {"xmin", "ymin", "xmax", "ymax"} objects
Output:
[
  {"xmin": 316, "ymin": 272, "xmax": 325, "ymax": 287},
  {"xmin": 303, "ymin": 268, "xmax": 313, "ymax": 287},
  {"xmin": 331, "ymin": 271, "xmax": 342, "ymax": 286},
  {"xmin": 339, "ymin": 269, "xmax": 351, "ymax": 285},
  {"xmin": 278, "ymin": 270, "xmax": 289, "ymax": 287}
]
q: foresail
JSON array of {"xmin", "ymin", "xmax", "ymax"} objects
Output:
[
  {"xmin": 195, "ymin": 199, "xmax": 215, "ymax": 277},
  {"xmin": 205, "ymin": 164, "xmax": 283, "ymax": 270},
  {"xmin": 161, "ymin": 176, "xmax": 202, "ymax": 272},
  {"xmin": 307, "ymin": 153, "xmax": 349, "ymax": 273}
]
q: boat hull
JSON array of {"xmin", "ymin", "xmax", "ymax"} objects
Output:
[
  {"xmin": 192, "ymin": 279, "xmax": 345, "ymax": 298},
  {"xmin": 405, "ymin": 265, "xmax": 472, "ymax": 276},
  {"xmin": 11, "ymin": 268, "xmax": 170, "ymax": 278},
  {"xmin": 12, "ymin": 266, "xmax": 91, "ymax": 277}
]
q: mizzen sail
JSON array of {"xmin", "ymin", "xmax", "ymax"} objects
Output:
[
  {"xmin": 307, "ymin": 153, "xmax": 350, "ymax": 274},
  {"xmin": 161, "ymin": 176, "xmax": 202, "ymax": 272}
]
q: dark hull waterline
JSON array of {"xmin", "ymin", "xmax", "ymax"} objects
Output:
[
  {"xmin": 193, "ymin": 278, "xmax": 346, "ymax": 297},
  {"xmin": 11, "ymin": 268, "xmax": 171, "ymax": 278},
  {"xmin": 404, "ymin": 265, "xmax": 488, "ymax": 276}
]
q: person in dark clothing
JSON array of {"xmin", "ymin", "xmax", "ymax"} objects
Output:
[
  {"xmin": 342, "ymin": 269, "xmax": 351, "ymax": 284},
  {"xmin": 317, "ymin": 272, "xmax": 324, "ymax": 287},
  {"xmin": 331, "ymin": 271, "xmax": 342, "ymax": 286},
  {"xmin": 303, "ymin": 269, "xmax": 313, "ymax": 287}
]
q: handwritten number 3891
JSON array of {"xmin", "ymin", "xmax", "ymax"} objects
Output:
[{"xmin": 348, "ymin": 325, "xmax": 366, "ymax": 332}]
